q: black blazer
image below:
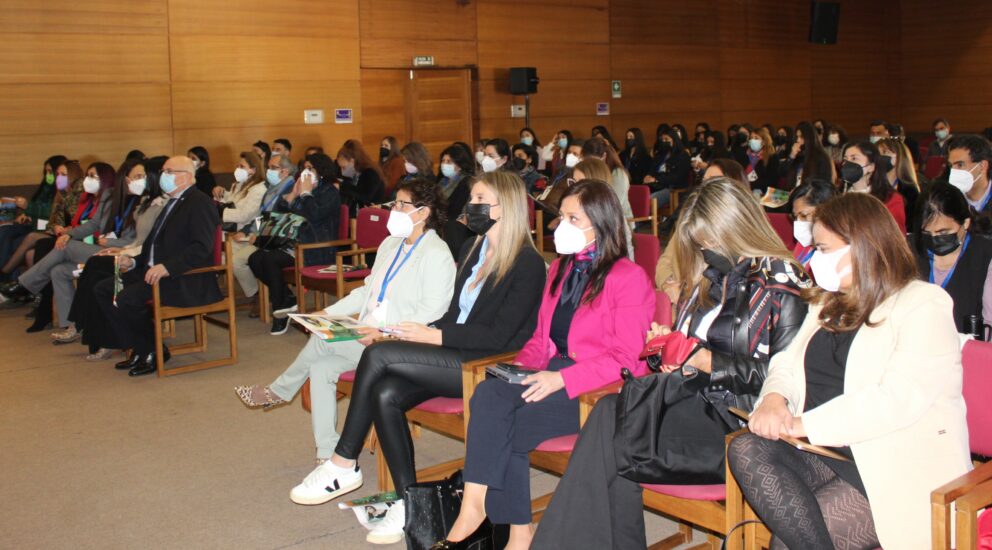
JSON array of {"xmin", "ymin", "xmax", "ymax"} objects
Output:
[
  {"xmin": 137, "ymin": 186, "xmax": 222, "ymax": 307},
  {"xmin": 275, "ymin": 181, "xmax": 341, "ymax": 265},
  {"xmin": 915, "ymin": 233, "xmax": 992, "ymax": 333},
  {"xmin": 647, "ymin": 149, "xmax": 692, "ymax": 192},
  {"xmin": 341, "ymin": 167, "xmax": 385, "ymax": 215},
  {"xmin": 734, "ymin": 150, "xmax": 782, "ymax": 192},
  {"xmin": 620, "ymin": 148, "xmax": 652, "ymax": 185},
  {"xmin": 432, "ymin": 238, "xmax": 547, "ymax": 361}
]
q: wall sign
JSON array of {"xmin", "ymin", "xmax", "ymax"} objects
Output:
[
  {"xmin": 596, "ymin": 102, "xmax": 610, "ymax": 116},
  {"xmin": 611, "ymin": 80, "xmax": 622, "ymax": 98},
  {"xmin": 334, "ymin": 109, "xmax": 353, "ymax": 124}
]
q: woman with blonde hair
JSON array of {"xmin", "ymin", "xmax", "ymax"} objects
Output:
[
  {"xmin": 531, "ymin": 177, "xmax": 809, "ymax": 550},
  {"xmin": 877, "ymin": 137, "xmax": 921, "ymax": 228},
  {"xmin": 306, "ymin": 170, "xmax": 548, "ymax": 545}
]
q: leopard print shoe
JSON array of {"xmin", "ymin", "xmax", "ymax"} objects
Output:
[{"xmin": 234, "ymin": 385, "xmax": 286, "ymax": 409}]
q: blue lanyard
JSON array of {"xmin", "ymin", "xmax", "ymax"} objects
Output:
[
  {"xmin": 262, "ymin": 179, "xmax": 294, "ymax": 212},
  {"xmin": 377, "ymin": 232, "xmax": 427, "ymax": 303},
  {"xmin": 979, "ymin": 186, "xmax": 992, "ymax": 212},
  {"xmin": 114, "ymin": 196, "xmax": 137, "ymax": 235},
  {"xmin": 797, "ymin": 246, "xmax": 815, "ymax": 265},
  {"xmin": 928, "ymin": 234, "xmax": 971, "ymax": 289}
]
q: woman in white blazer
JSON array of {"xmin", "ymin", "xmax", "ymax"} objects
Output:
[
  {"xmin": 235, "ymin": 177, "xmax": 456, "ymax": 503},
  {"xmin": 729, "ymin": 192, "xmax": 971, "ymax": 550}
]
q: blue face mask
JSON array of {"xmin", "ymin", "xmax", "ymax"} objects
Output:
[
  {"xmin": 557, "ymin": 138, "xmax": 568, "ymax": 150},
  {"xmin": 440, "ymin": 163, "xmax": 457, "ymax": 179},
  {"xmin": 160, "ymin": 173, "xmax": 177, "ymax": 195},
  {"xmin": 521, "ymin": 136, "xmax": 534, "ymax": 147},
  {"xmin": 266, "ymin": 169, "xmax": 282, "ymax": 186}
]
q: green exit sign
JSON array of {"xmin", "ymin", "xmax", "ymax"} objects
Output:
[{"xmin": 611, "ymin": 80, "xmax": 622, "ymax": 98}]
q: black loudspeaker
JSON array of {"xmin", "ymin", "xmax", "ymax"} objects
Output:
[
  {"xmin": 809, "ymin": 1, "xmax": 840, "ymax": 44},
  {"xmin": 509, "ymin": 67, "xmax": 539, "ymax": 95}
]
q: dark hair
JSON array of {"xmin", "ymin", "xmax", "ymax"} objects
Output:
[
  {"xmin": 917, "ymin": 182, "xmax": 972, "ymax": 242},
  {"xmin": 869, "ymin": 119, "xmax": 888, "ymax": 130},
  {"xmin": 581, "ymin": 138, "xmax": 622, "ymax": 172},
  {"xmin": 125, "ymin": 150, "xmax": 146, "ymax": 162},
  {"xmin": 484, "ymin": 138, "xmax": 511, "ymax": 161},
  {"xmin": 337, "ymin": 139, "xmax": 385, "ymax": 180},
  {"xmin": 672, "ymin": 124, "xmax": 688, "ymax": 143},
  {"xmin": 655, "ymin": 123, "xmax": 672, "ymax": 139},
  {"xmin": 512, "ymin": 143, "xmax": 539, "ymax": 168},
  {"xmin": 394, "ymin": 177, "xmax": 447, "ymax": 233},
  {"xmin": 825, "ymin": 124, "xmax": 848, "ymax": 146},
  {"xmin": 790, "ymin": 178, "xmax": 838, "ymax": 212},
  {"xmin": 187, "ymin": 146, "xmax": 211, "ymax": 170},
  {"xmin": 139, "ymin": 156, "xmax": 168, "ymax": 214},
  {"xmin": 933, "ymin": 117, "xmax": 951, "ymax": 128},
  {"xmin": 556, "ymin": 129, "xmax": 574, "ymax": 148},
  {"xmin": 519, "ymin": 127, "xmax": 542, "ymax": 148},
  {"xmin": 844, "ymin": 141, "xmax": 893, "ymax": 203},
  {"xmin": 274, "ymin": 138, "xmax": 292, "ymax": 151},
  {"xmin": 796, "ymin": 121, "xmax": 833, "ymax": 183},
  {"xmin": 88, "ymin": 162, "xmax": 116, "ymax": 194},
  {"xmin": 660, "ymin": 129, "xmax": 685, "ymax": 156},
  {"xmin": 305, "ymin": 152, "xmax": 340, "ymax": 183},
  {"xmin": 549, "ymin": 179, "xmax": 628, "ymax": 305},
  {"xmin": 705, "ymin": 131, "xmax": 731, "ymax": 159},
  {"xmin": 441, "ymin": 144, "xmax": 475, "ymax": 177},
  {"xmin": 807, "ymin": 193, "xmax": 917, "ymax": 332},
  {"xmin": 707, "ymin": 158, "xmax": 747, "ymax": 188},
  {"xmin": 253, "ymin": 141, "xmax": 271, "ymax": 164},
  {"xmin": 306, "ymin": 146, "xmax": 324, "ymax": 155},
  {"xmin": 695, "ymin": 122, "xmax": 711, "ymax": 135},
  {"xmin": 31, "ymin": 154, "xmax": 67, "ymax": 204},
  {"xmin": 947, "ymin": 134, "xmax": 992, "ymax": 165},
  {"xmin": 104, "ymin": 159, "xmax": 144, "ymax": 234},
  {"xmin": 624, "ymin": 127, "xmax": 649, "ymax": 158},
  {"xmin": 591, "ymin": 125, "xmax": 619, "ymax": 150}
]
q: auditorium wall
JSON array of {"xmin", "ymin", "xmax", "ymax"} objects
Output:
[{"xmin": 0, "ymin": 0, "xmax": 975, "ymax": 187}]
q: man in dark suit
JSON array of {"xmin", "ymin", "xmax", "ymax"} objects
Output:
[{"xmin": 95, "ymin": 155, "xmax": 222, "ymax": 376}]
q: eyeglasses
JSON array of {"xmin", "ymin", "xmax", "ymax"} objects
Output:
[
  {"xmin": 390, "ymin": 200, "xmax": 421, "ymax": 211},
  {"xmin": 162, "ymin": 169, "xmax": 193, "ymax": 175}
]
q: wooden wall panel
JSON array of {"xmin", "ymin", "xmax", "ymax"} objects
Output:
[
  {"xmin": 361, "ymin": 69, "xmax": 411, "ymax": 149},
  {"xmin": 0, "ymin": 0, "xmax": 167, "ymax": 34},
  {"xmin": 169, "ymin": 0, "xmax": 358, "ymax": 38},
  {"xmin": 0, "ymin": 84, "xmax": 173, "ymax": 136},
  {"xmin": 170, "ymin": 36, "xmax": 360, "ymax": 82},
  {"xmin": 477, "ymin": 42, "xmax": 611, "ymax": 81},
  {"xmin": 477, "ymin": 3, "xmax": 609, "ymax": 44},
  {"xmin": 0, "ymin": 131, "xmax": 174, "ymax": 179},
  {"xmin": 359, "ymin": 0, "xmax": 476, "ymax": 68},
  {"xmin": 0, "ymin": 34, "xmax": 170, "ymax": 84}
]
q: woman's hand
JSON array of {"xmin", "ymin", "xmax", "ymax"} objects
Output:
[
  {"xmin": 688, "ymin": 347, "xmax": 712, "ymax": 374},
  {"xmin": 15, "ymin": 214, "xmax": 30, "ymax": 225},
  {"xmin": 299, "ymin": 171, "xmax": 316, "ymax": 194},
  {"xmin": 355, "ymin": 326, "xmax": 383, "ymax": 346},
  {"xmin": 749, "ymin": 393, "xmax": 793, "ymax": 441},
  {"xmin": 212, "ymin": 186, "xmax": 225, "ymax": 200},
  {"xmin": 52, "ymin": 225, "xmax": 66, "ymax": 236},
  {"xmin": 97, "ymin": 237, "xmax": 109, "ymax": 247},
  {"xmin": 521, "ymin": 371, "xmax": 565, "ymax": 403},
  {"xmin": 645, "ymin": 322, "xmax": 672, "ymax": 342},
  {"xmin": 55, "ymin": 234, "xmax": 71, "ymax": 250},
  {"xmin": 789, "ymin": 141, "xmax": 801, "ymax": 159},
  {"xmin": 390, "ymin": 322, "xmax": 443, "ymax": 346},
  {"xmin": 788, "ymin": 416, "xmax": 806, "ymax": 438},
  {"xmin": 643, "ymin": 175, "xmax": 657, "ymax": 184},
  {"xmin": 14, "ymin": 197, "xmax": 27, "ymax": 210},
  {"xmin": 97, "ymin": 247, "xmax": 121, "ymax": 256}
]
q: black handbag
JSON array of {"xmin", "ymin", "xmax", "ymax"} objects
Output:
[
  {"xmin": 253, "ymin": 211, "xmax": 306, "ymax": 251},
  {"xmin": 403, "ymin": 470, "xmax": 507, "ymax": 550},
  {"xmin": 613, "ymin": 367, "xmax": 740, "ymax": 485}
]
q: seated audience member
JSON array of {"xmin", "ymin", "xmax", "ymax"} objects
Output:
[
  {"xmin": 690, "ymin": 122, "xmax": 711, "ymax": 156},
  {"xmin": 187, "ymin": 146, "xmax": 216, "ymax": 197},
  {"xmin": 823, "ymin": 124, "xmax": 848, "ymax": 163},
  {"xmin": 311, "ymin": 171, "xmax": 546, "ymax": 544},
  {"xmin": 380, "ymin": 136, "xmax": 405, "ymax": 197},
  {"xmin": 481, "ymin": 138, "xmax": 511, "ymax": 174},
  {"xmin": 947, "ymin": 134, "xmax": 992, "ymax": 216},
  {"xmin": 590, "ymin": 125, "xmax": 619, "ymax": 151},
  {"xmin": 217, "ymin": 151, "xmax": 266, "ymax": 231},
  {"xmin": 511, "ymin": 143, "xmax": 544, "ymax": 193},
  {"xmin": 438, "ymin": 145, "xmax": 477, "ymax": 258},
  {"xmin": 914, "ymin": 182, "xmax": 992, "ymax": 334},
  {"xmin": 542, "ymin": 129, "xmax": 573, "ymax": 180},
  {"xmin": 235, "ymin": 178, "xmax": 455, "ymax": 493},
  {"xmin": 433, "ymin": 180, "xmax": 656, "ymax": 550},
  {"xmin": 67, "ymin": 158, "xmax": 166, "ymax": 360},
  {"xmin": 889, "ymin": 122, "xmax": 922, "ymax": 166},
  {"xmin": 644, "ymin": 129, "xmax": 691, "ymax": 207},
  {"xmin": 229, "ymin": 153, "xmax": 296, "ymax": 317},
  {"xmin": 304, "ymin": 145, "xmax": 323, "ymax": 158},
  {"xmin": 399, "ymin": 142, "xmax": 435, "ymax": 188},
  {"xmin": 790, "ymin": 179, "xmax": 839, "ymax": 272},
  {"xmin": 125, "ymin": 150, "xmax": 146, "ymax": 162},
  {"xmin": 253, "ymin": 140, "xmax": 271, "ymax": 166},
  {"xmin": 877, "ymin": 137, "xmax": 921, "ymax": 228},
  {"xmin": 94, "ymin": 156, "xmax": 221, "ymax": 376},
  {"xmin": 572, "ymin": 158, "xmax": 633, "ymax": 260},
  {"xmin": 730, "ymin": 192, "xmax": 970, "ymax": 549},
  {"xmin": 868, "ymin": 119, "xmax": 890, "ymax": 144},
  {"xmin": 671, "ymin": 124, "xmax": 689, "ymax": 145},
  {"xmin": 248, "ymin": 153, "xmax": 342, "ymax": 334},
  {"xmin": 927, "ymin": 117, "xmax": 954, "ymax": 161},
  {"xmin": 0, "ymin": 155, "xmax": 65, "ymax": 277},
  {"xmin": 735, "ymin": 127, "xmax": 781, "ymax": 193},
  {"xmin": 581, "ymin": 138, "xmax": 633, "ymax": 225},
  {"xmin": 272, "ymin": 138, "xmax": 292, "ymax": 161},
  {"xmin": 619, "ymin": 127, "xmax": 651, "ymax": 185},
  {"xmin": 338, "ymin": 139, "xmax": 385, "ymax": 213},
  {"xmin": 2, "ymin": 161, "xmax": 114, "ymax": 331},
  {"xmin": 531, "ymin": 177, "xmax": 809, "ymax": 550},
  {"xmin": 813, "ymin": 119, "xmax": 827, "ymax": 140},
  {"xmin": 693, "ymin": 130, "xmax": 732, "ymax": 172},
  {"xmin": 518, "ymin": 127, "xmax": 545, "ymax": 171},
  {"xmin": 781, "ymin": 121, "xmax": 835, "ymax": 189},
  {"xmin": 841, "ymin": 141, "xmax": 906, "ymax": 232},
  {"xmin": 774, "ymin": 126, "xmax": 794, "ymax": 158}
]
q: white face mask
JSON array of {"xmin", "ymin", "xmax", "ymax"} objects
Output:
[
  {"xmin": 342, "ymin": 164, "xmax": 357, "ymax": 179},
  {"xmin": 480, "ymin": 156, "xmax": 498, "ymax": 173},
  {"xmin": 828, "ymin": 134, "xmax": 840, "ymax": 146},
  {"xmin": 554, "ymin": 219, "xmax": 594, "ymax": 255},
  {"xmin": 793, "ymin": 220, "xmax": 813, "ymax": 247},
  {"xmin": 949, "ymin": 164, "xmax": 981, "ymax": 195},
  {"xmin": 808, "ymin": 245, "xmax": 851, "ymax": 292},
  {"xmin": 233, "ymin": 167, "xmax": 250, "ymax": 184},
  {"xmin": 404, "ymin": 161, "xmax": 418, "ymax": 175},
  {"xmin": 386, "ymin": 207, "xmax": 423, "ymax": 238},
  {"xmin": 127, "ymin": 177, "xmax": 146, "ymax": 196},
  {"xmin": 564, "ymin": 153, "xmax": 580, "ymax": 168},
  {"xmin": 869, "ymin": 135, "xmax": 881, "ymax": 144},
  {"xmin": 82, "ymin": 176, "xmax": 101, "ymax": 194},
  {"xmin": 475, "ymin": 151, "xmax": 486, "ymax": 164}
]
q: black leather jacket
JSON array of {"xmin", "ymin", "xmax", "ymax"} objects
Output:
[{"xmin": 677, "ymin": 256, "xmax": 809, "ymax": 413}]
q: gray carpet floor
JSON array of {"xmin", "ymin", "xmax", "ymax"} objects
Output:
[{"xmin": 0, "ymin": 301, "xmax": 692, "ymax": 549}]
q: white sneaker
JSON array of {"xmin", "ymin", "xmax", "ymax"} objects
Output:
[
  {"xmin": 289, "ymin": 460, "xmax": 363, "ymax": 505},
  {"xmin": 367, "ymin": 499, "xmax": 405, "ymax": 545},
  {"xmin": 272, "ymin": 303, "xmax": 298, "ymax": 319}
]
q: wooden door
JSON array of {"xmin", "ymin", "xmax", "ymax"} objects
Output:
[{"xmin": 360, "ymin": 68, "xmax": 474, "ymax": 161}]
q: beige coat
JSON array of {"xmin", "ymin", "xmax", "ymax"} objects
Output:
[{"xmin": 756, "ymin": 280, "xmax": 971, "ymax": 549}]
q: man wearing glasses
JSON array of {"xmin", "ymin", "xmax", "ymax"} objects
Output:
[{"xmin": 94, "ymin": 156, "xmax": 222, "ymax": 376}]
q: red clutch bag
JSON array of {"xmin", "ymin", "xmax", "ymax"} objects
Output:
[{"xmin": 639, "ymin": 331, "xmax": 701, "ymax": 369}]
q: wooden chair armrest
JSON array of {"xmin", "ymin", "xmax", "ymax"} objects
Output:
[
  {"xmin": 578, "ymin": 381, "xmax": 623, "ymax": 425},
  {"xmin": 295, "ymin": 238, "xmax": 355, "ymax": 252},
  {"xmin": 931, "ymin": 459, "xmax": 992, "ymax": 549},
  {"xmin": 183, "ymin": 264, "xmax": 227, "ymax": 276},
  {"xmin": 460, "ymin": 351, "xmax": 520, "ymax": 428},
  {"xmin": 932, "ymin": 458, "xmax": 992, "ymax": 505},
  {"xmin": 335, "ymin": 246, "xmax": 379, "ymax": 259}
]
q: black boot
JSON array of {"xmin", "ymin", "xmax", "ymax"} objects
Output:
[
  {"xmin": 25, "ymin": 285, "xmax": 53, "ymax": 333},
  {"xmin": 1, "ymin": 282, "xmax": 33, "ymax": 301}
]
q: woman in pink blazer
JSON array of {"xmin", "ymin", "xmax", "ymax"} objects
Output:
[{"xmin": 430, "ymin": 180, "xmax": 655, "ymax": 550}]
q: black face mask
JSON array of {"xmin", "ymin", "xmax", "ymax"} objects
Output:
[
  {"xmin": 840, "ymin": 160, "xmax": 864, "ymax": 184},
  {"xmin": 656, "ymin": 142, "xmax": 672, "ymax": 156},
  {"xmin": 923, "ymin": 233, "xmax": 962, "ymax": 257},
  {"xmin": 774, "ymin": 135, "xmax": 786, "ymax": 146},
  {"xmin": 379, "ymin": 147, "xmax": 390, "ymax": 161},
  {"xmin": 701, "ymin": 249, "xmax": 735, "ymax": 275},
  {"xmin": 625, "ymin": 138, "xmax": 636, "ymax": 149},
  {"xmin": 465, "ymin": 203, "xmax": 497, "ymax": 235}
]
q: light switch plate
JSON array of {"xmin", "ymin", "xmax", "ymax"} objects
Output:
[
  {"xmin": 304, "ymin": 109, "xmax": 324, "ymax": 124},
  {"xmin": 510, "ymin": 105, "xmax": 526, "ymax": 118}
]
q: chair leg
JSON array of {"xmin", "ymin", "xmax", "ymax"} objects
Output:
[
  {"xmin": 258, "ymin": 281, "xmax": 270, "ymax": 324},
  {"xmin": 647, "ymin": 522, "xmax": 692, "ymax": 550}
]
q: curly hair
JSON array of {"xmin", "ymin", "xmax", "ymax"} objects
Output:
[{"xmin": 394, "ymin": 176, "xmax": 447, "ymax": 234}]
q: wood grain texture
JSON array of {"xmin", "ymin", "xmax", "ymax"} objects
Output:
[
  {"xmin": 0, "ymin": 0, "xmax": 167, "ymax": 34},
  {"xmin": 0, "ymin": 33, "xmax": 170, "ymax": 84},
  {"xmin": 169, "ymin": 0, "xmax": 359, "ymax": 38},
  {"xmin": 170, "ymin": 35, "xmax": 360, "ymax": 82}
]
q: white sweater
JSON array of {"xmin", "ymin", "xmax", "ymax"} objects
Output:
[{"xmin": 221, "ymin": 181, "xmax": 266, "ymax": 230}]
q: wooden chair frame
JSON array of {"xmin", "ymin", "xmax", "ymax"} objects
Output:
[
  {"xmin": 931, "ymin": 458, "xmax": 992, "ymax": 549},
  {"xmin": 151, "ymin": 237, "xmax": 238, "ymax": 377},
  {"xmin": 631, "ymin": 196, "xmax": 660, "ymax": 236}
]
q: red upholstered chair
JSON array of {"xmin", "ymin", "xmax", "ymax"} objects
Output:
[
  {"xmin": 629, "ymin": 185, "xmax": 659, "ymax": 236},
  {"xmin": 295, "ymin": 206, "xmax": 388, "ymax": 313},
  {"xmin": 633, "ymin": 232, "xmax": 661, "ymax": 284},
  {"xmin": 765, "ymin": 213, "xmax": 796, "ymax": 250},
  {"xmin": 925, "ymin": 156, "xmax": 948, "ymax": 180},
  {"xmin": 919, "ymin": 135, "xmax": 936, "ymax": 161}
]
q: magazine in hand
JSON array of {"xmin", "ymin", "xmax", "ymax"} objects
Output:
[
  {"xmin": 338, "ymin": 491, "xmax": 400, "ymax": 531},
  {"xmin": 759, "ymin": 187, "xmax": 791, "ymax": 209},
  {"xmin": 728, "ymin": 407, "xmax": 851, "ymax": 462},
  {"xmin": 486, "ymin": 363, "xmax": 538, "ymax": 384},
  {"xmin": 288, "ymin": 314, "xmax": 368, "ymax": 343}
]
